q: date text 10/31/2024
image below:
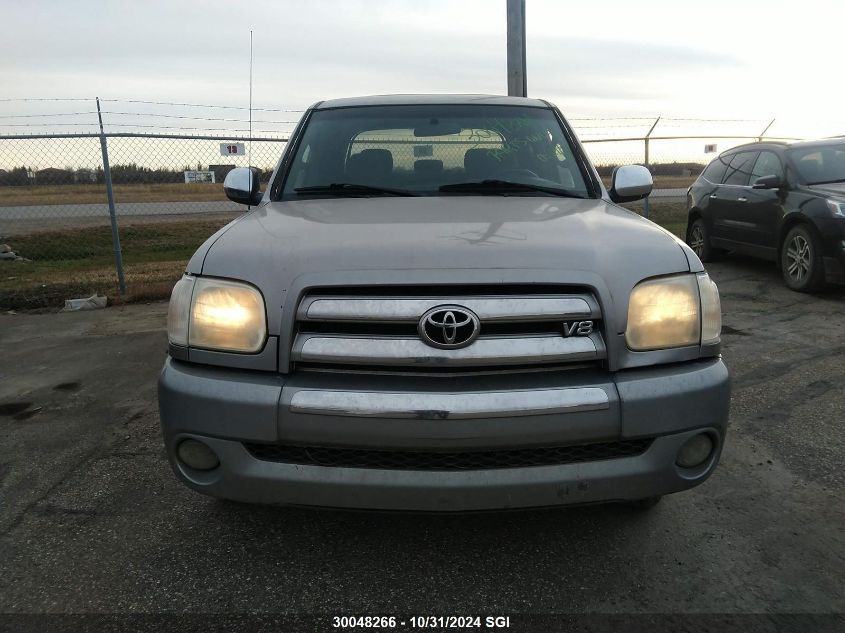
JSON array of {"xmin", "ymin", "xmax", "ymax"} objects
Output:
[{"xmin": 331, "ymin": 616, "xmax": 512, "ymax": 629}]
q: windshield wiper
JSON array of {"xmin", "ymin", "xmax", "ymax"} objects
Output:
[
  {"xmin": 439, "ymin": 179, "xmax": 584, "ymax": 198},
  {"xmin": 294, "ymin": 183, "xmax": 418, "ymax": 197},
  {"xmin": 807, "ymin": 178, "xmax": 845, "ymax": 186}
]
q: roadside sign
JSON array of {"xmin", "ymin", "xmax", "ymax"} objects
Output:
[
  {"xmin": 184, "ymin": 170, "xmax": 215, "ymax": 184},
  {"xmin": 704, "ymin": 144, "xmax": 717, "ymax": 153},
  {"xmin": 220, "ymin": 143, "xmax": 246, "ymax": 156}
]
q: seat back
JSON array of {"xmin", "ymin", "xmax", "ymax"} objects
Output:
[
  {"xmin": 464, "ymin": 149, "xmax": 499, "ymax": 180},
  {"xmin": 346, "ymin": 149, "xmax": 393, "ymax": 183},
  {"xmin": 414, "ymin": 159, "xmax": 444, "ymax": 178}
]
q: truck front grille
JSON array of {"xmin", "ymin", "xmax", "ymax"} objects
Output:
[
  {"xmin": 244, "ymin": 438, "xmax": 652, "ymax": 471},
  {"xmin": 292, "ymin": 285, "xmax": 605, "ymax": 372}
]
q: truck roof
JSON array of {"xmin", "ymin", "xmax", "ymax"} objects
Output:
[{"xmin": 313, "ymin": 94, "xmax": 550, "ymax": 110}]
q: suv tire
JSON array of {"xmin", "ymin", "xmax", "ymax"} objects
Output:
[
  {"xmin": 781, "ymin": 225, "xmax": 826, "ymax": 292},
  {"xmin": 687, "ymin": 218, "xmax": 718, "ymax": 262}
]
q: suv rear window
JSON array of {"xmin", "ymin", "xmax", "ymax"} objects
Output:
[{"xmin": 279, "ymin": 104, "xmax": 591, "ymax": 198}]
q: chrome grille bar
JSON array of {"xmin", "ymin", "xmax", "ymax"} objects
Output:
[
  {"xmin": 293, "ymin": 334, "xmax": 603, "ymax": 367},
  {"xmin": 299, "ymin": 295, "xmax": 597, "ymax": 322}
]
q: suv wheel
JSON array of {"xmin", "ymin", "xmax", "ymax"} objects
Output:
[
  {"xmin": 781, "ymin": 225, "xmax": 826, "ymax": 292},
  {"xmin": 687, "ymin": 218, "xmax": 717, "ymax": 262}
]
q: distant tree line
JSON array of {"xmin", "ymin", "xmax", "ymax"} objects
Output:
[
  {"xmin": 0, "ymin": 164, "xmax": 275, "ymax": 186},
  {"xmin": 0, "ymin": 161, "xmax": 704, "ymax": 187},
  {"xmin": 593, "ymin": 161, "xmax": 705, "ymax": 177}
]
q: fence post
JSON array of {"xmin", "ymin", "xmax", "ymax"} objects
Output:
[
  {"xmin": 96, "ymin": 97, "xmax": 126, "ymax": 297},
  {"xmin": 643, "ymin": 117, "xmax": 660, "ymax": 219}
]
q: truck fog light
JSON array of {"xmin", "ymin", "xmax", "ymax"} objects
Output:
[
  {"xmin": 676, "ymin": 433, "xmax": 714, "ymax": 469},
  {"xmin": 177, "ymin": 439, "xmax": 220, "ymax": 471}
]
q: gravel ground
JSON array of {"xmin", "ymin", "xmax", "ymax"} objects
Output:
[{"xmin": 0, "ymin": 255, "xmax": 843, "ymax": 628}]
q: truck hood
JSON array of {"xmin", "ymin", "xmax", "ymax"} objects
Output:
[{"xmin": 195, "ymin": 196, "xmax": 693, "ymax": 333}]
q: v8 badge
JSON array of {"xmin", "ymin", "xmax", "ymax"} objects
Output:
[{"xmin": 562, "ymin": 320, "xmax": 594, "ymax": 337}]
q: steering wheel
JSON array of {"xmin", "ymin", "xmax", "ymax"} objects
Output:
[{"xmin": 496, "ymin": 168, "xmax": 539, "ymax": 180}]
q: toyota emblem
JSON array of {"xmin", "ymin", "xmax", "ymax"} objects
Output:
[{"xmin": 418, "ymin": 305, "xmax": 480, "ymax": 349}]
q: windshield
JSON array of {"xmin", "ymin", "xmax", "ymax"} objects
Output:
[
  {"xmin": 278, "ymin": 104, "xmax": 592, "ymax": 199},
  {"xmin": 788, "ymin": 142, "xmax": 845, "ymax": 185}
]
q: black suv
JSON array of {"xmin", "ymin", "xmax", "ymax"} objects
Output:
[{"xmin": 686, "ymin": 139, "xmax": 845, "ymax": 292}]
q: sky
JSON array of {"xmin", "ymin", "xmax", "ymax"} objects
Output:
[{"xmin": 1, "ymin": 0, "xmax": 843, "ymax": 141}]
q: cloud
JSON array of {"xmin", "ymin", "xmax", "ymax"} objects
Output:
[{"xmin": 0, "ymin": 0, "xmax": 840, "ymax": 132}]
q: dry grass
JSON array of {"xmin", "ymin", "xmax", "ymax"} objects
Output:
[
  {"xmin": 0, "ymin": 218, "xmax": 235, "ymax": 309},
  {"xmin": 2, "ymin": 176, "xmax": 696, "ymax": 209},
  {"xmin": 622, "ymin": 200, "xmax": 688, "ymax": 238},
  {"xmin": 651, "ymin": 175, "xmax": 696, "ymax": 189},
  {"xmin": 0, "ymin": 182, "xmax": 227, "ymax": 207},
  {"xmin": 602, "ymin": 175, "xmax": 694, "ymax": 190}
]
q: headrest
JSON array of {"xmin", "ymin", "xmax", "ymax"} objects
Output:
[
  {"xmin": 414, "ymin": 159, "xmax": 443, "ymax": 176},
  {"xmin": 464, "ymin": 149, "xmax": 499, "ymax": 179},
  {"xmin": 346, "ymin": 149, "xmax": 393, "ymax": 181}
]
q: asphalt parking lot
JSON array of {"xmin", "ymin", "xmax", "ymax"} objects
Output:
[{"xmin": 1, "ymin": 255, "xmax": 843, "ymax": 620}]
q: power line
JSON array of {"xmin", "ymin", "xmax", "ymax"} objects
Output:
[
  {"xmin": 569, "ymin": 117, "xmax": 657, "ymax": 121},
  {"xmin": 569, "ymin": 116, "xmax": 766, "ymax": 123},
  {"xmin": 661, "ymin": 117, "xmax": 766, "ymax": 122},
  {"xmin": 0, "ymin": 122, "xmax": 100, "ymax": 127},
  {"xmin": 0, "ymin": 121, "xmax": 291, "ymax": 134},
  {"xmin": 0, "ymin": 97, "xmax": 306, "ymax": 112},
  {"xmin": 99, "ymin": 98, "xmax": 305, "ymax": 113},
  {"xmin": 573, "ymin": 123, "xmax": 654, "ymax": 129},
  {"xmin": 0, "ymin": 112, "xmax": 99, "ymax": 119},
  {"xmin": 0, "ymin": 97, "xmax": 94, "ymax": 103},
  {"xmin": 101, "ymin": 111, "xmax": 297, "ymax": 124}
]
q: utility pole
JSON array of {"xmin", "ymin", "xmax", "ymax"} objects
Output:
[{"xmin": 506, "ymin": 0, "xmax": 527, "ymax": 97}]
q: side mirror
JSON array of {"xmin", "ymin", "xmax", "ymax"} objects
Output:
[
  {"xmin": 752, "ymin": 174, "xmax": 782, "ymax": 190},
  {"xmin": 609, "ymin": 165, "xmax": 653, "ymax": 203},
  {"xmin": 223, "ymin": 167, "xmax": 263, "ymax": 206}
]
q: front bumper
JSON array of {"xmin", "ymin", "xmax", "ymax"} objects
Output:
[{"xmin": 158, "ymin": 358, "xmax": 730, "ymax": 511}]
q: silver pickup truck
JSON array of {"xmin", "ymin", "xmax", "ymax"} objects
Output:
[{"xmin": 159, "ymin": 94, "xmax": 729, "ymax": 511}]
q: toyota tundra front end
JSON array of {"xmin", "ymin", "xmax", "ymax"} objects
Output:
[{"xmin": 158, "ymin": 95, "xmax": 730, "ymax": 511}]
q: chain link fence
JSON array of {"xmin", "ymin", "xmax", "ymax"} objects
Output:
[
  {"xmin": 0, "ymin": 133, "xmax": 286, "ymax": 308},
  {"xmin": 0, "ymin": 117, "xmax": 805, "ymax": 309}
]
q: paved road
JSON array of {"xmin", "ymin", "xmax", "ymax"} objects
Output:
[
  {"xmin": 0, "ymin": 199, "xmax": 241, "ymax": 220},
  {"xmin": 1, "ymin": 258, "xmax": 843, "ymax": 623},
  {"xmin": 650, "ymin": 187, "xmax": 687, "ymax": 198}
]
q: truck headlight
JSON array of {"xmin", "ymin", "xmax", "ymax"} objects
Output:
[
  {"xmin": 167, "ymin": 275, "xmax": 267, "ymax": 353},
  {"xmin": 625, "ymin": 273, "xmax": 721, "ymax": 351}
]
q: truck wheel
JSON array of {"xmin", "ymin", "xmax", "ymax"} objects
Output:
[
  {"xmin": 781, "ymin": 225, "xmax": 826, "ymax": 292},
  {"xmin": 687, "ymin": 218, "xmax": 717, "ymax": 262}
]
